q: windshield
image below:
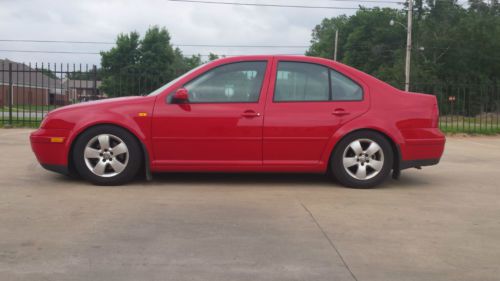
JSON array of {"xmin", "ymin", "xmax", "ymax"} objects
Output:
[{"xmin": 147, "ymin": 62, "xmax": 211, "ymax": 96}]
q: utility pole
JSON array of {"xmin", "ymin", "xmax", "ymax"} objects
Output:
[
  {"xmin": 404, "ymin": 0, "xmax": 413, "ymax": 92},
  {"xmin": 334, "ymin": 29, "xmax": 339, "ymax": 61}
]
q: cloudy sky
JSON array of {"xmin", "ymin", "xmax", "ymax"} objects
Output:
[{"xmin": 0, "ymin": 0, "xmax": 401, "ymax": 66}]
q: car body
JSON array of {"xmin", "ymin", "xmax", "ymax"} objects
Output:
[{"xmin": 30, "ymin": 55, "xmax": 445, "ymax": 188}]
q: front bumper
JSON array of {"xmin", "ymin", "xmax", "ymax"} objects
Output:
[
  {"xmin": 40, "ymin": 164, "xmax": 69, "ymax": 175},
  {"xmin": 30, "ymin": 128, "xmax": 71, "ymax": 174}
]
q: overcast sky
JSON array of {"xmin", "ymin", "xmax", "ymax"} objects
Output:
[{"xmin": 0, "ymin": 0, "xmax": 401, "ymax": 67}]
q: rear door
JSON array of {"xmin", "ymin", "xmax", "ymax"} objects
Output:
[{"xmin": 263, "ymin": 57, "xmax": 369, "ymax": 167}]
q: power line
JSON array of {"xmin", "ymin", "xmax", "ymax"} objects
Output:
[
  {"xmin": 0, "ymin": 39, "xmax": 309, "ymax": 48},
  {"xmin": 3, "ymin": 48, "xmax": 499, "ymax": 61},
  {"xmin": 173, "ymin": 0, "xmax": 473, "ymax": 9},
  {"xmin": 0, "ymin": 49, "xmax": 101, "ymax": 55},
  {"xmin": 165, "ymin": 0, "xmax": 364, "ymax": 9},
  {"xmin": 281, "ymin": 0, "xmax": 402, "ymax": 3},
  {"xmin": 175, "ymin": 44, "xmax": 309, "ymax": 48},
  {"xmin": 0, "ymin": 39, "xmax": 114, "ymax": 45},
  {"xmin": 0, "ymin": 49, "xmax": 304, "ymax": 57}
]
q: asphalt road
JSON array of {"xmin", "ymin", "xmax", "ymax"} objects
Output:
[{"xmin": 1, "ymin": 129, "xmax": 499, "ymax": 281}]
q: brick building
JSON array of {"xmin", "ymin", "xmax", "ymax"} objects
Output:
[
  {"xmin": 64, "ymin": 79, "xmax": 105, "ymax": 103},
  {"xmin": 0, "ymin": 59, "xmax": 67, "ymax": 106}
]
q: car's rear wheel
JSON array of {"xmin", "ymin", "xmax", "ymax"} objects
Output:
[
  {"xmin": 331, "ymin": 131, "xmax": 393, "ymax": 188},
  {"xmin": 73, "ymin": 125, "xmax": 142, "ymax": 185}
]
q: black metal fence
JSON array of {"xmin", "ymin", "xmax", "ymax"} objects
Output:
[
  {"xmin": 411, "ymin": 82, "xmax": 500, "ymax": 134},
  {"xmin": 1, "ymin": 61, "xmax": 499, "ymax": 134},
  {"xmin": 0, "ymin": 61, "xmax": 170, "ymax": 127}
]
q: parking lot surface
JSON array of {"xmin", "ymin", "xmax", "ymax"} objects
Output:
[{"xmin": 1, "ymin": 129, "xmax": 499, "ymax": 281}]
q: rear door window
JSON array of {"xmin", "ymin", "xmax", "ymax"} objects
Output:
[{"xmin": 274, "ymin": 62, "xmax": 330, "ymax": 102}]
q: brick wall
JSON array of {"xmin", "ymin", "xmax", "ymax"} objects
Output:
[{"xmin": 0, "ymin": 85, "xmax": 49, "ymax": 106}]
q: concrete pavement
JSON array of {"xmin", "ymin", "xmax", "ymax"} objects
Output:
[{"xmin": 0, "ymin": 129, "xmax": 499, "ymax": 281}]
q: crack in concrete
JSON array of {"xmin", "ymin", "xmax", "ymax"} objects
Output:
[{"xmin": 300, "ymin": 202, "xmax": 359, "ymax": 281}]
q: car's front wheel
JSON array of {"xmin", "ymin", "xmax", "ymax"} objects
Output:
[
  {"xmin": 331, "ymin": 131, "xmax": 393, "ymax": 188},
  {"xmin": 73, "ymin": 125, "xmax": 142, "ymax": 185}
]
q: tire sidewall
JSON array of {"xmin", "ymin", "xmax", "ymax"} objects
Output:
[
  {"xmin": 72, "ymin": 125, "xmax": 142, "ymax": 185},
  {"xmin": 331, "ymin": 131, "xmax": 393, "ymax": 189}
]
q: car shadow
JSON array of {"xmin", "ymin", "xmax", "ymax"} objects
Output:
[
  {"xmin": 144, "ymin": 171, "xmax": 432, "ymax": 190},
  {"xmin": 149, "ymin": 172, "xmax": 331, "ymax": 187},
  {"xmin": 51, "ymin": 170, "xmax": 433, "ymax": 190},
  {"xmin": 378, "ymin": 173, "xmax": 433, "ymax": 189}
]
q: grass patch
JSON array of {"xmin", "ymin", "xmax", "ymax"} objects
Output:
[
  {"xmin": 1, "ymin": 118, "xmax": 41, "ymax": 128},
  {"xmin": 1, "ymin": 105, "xmax": 57, "ymax": 112},
  {"xmin": 439, "ymin": 123, "xmax": 500, "ymax": 135}
]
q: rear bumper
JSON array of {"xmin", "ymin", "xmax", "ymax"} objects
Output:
[
  {"xmin": 400, "ymin": 158, "xmax": 440, "ymax": 170},
  {"xmin": 30, "ymin": 128, "xmax": 70, "ymax": 174},
  {"xmin": 400, "ymin": 128, "xmax": 446, "ymax": 161}
]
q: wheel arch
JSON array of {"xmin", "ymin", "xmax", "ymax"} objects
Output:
[
  {"xmin": 326, "ymin": 128, "xmax": 401, "ymax": 173},
  {"xmin": 67, "ymin": 123, "xmax": 151, "ymax": 179}
]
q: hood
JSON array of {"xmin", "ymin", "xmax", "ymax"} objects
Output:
[
  {"xmin": 40, "ymin": 95, "xmax": 156, "ymax": 130},
  {"xmin": 49, "ymin": 96, "xmax": 147, "ymax": 114}
]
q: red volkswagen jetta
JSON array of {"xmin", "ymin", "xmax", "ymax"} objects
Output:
[{"xmin": 30, "ymin": 55, "xmax": 445, "ymax": 188}]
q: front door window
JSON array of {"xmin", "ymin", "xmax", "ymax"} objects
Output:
[{"xmin": 184, "ymin": 61, "xmax": 267, "ymax": 103}]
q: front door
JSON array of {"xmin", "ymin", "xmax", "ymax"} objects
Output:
[{"xmin": 152, "ymin": 60, "xmax": 271, "ymax": 168}]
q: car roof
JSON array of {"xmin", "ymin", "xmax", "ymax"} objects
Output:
[
  {"xmin": 213, "ymin": 54, "xmax": 322, "ymax": 61},
  {"xmin": 212, "ymin": 55, "xmax": 339, "ymax": 68}
]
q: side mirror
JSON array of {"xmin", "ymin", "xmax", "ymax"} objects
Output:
[{"xmin": 172, "ymin": 88, "xmax": 189, "ymax": 104}]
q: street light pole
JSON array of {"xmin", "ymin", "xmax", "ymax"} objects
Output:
[{"xmin": 404, "ymin": 0, "xmax": 413, "ymax": 92}]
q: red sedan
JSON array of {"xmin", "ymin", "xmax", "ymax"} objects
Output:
[{"xmin": 30, "ymin": 55, "xmax": 445, "ymax": 188}]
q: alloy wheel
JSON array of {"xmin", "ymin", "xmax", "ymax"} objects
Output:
[
  {"xmin": 342, "ymin": 138, "xmax": 385, "ymax": 180},
  {"xmin": 83, "ymin": 134, "xmax": 129, "ymax": 178}
]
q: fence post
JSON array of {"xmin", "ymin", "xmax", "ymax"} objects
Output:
[
  {"xmin": 7, "ymin": 63, "xmax": 13, "ymax": 127},
  {"xmin": 92, "ymin": 65, "xmax": 97, "ymax": 100}
]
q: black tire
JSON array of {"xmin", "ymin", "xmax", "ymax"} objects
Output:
[
  {"xmin": 72, "ymin": 125, "xmax": 142, "ymax": 185},
  {"xmin": 330, "ymin": 131, "xmax": 393, "ymax": 189}
]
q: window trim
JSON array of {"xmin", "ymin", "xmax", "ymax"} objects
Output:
[
  {"xmin": 167, "ymin": 60, "xmax": 268, "ymax": 104},
  {"xmin": 272, "ymin": 61, "xmax": 364, "ymax": 103}
]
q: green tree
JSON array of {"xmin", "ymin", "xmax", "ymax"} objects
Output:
[
  {"xmin": 342, "ymin": 8, "xmax": 407, "ymax": 85},
  {"xmin": 307, "ymin": 15, "xmax": 350, "ymax": 61},
  {"xmin": 100, "ymin": 32, "xmax": 141, "ymax": 96},
  {"xmin": 208, "ymin": 53, "xmax": 220, "ymax": 61},
  {"xmin": 307, "ymin": 8, "xmax": 407, "ymax": 86},
  {"xmin": 100, "ymin": 26, "xmax": 204, "ymax": 97},
  {"xmin": 172, "ymin": 48, "xmax": 202, "ymax": 76},
  {"xmin": 307, "ymin": 1, "xmax": 500, "ymax": 90},
  {"xmin": 139, "ymin": 26, "xmax": 175, "ymax": 93},
  {"xmin": 66, "ymin": 68, "xmax": 103, "ymax": 80},
  {"xmin": 40, "ymin": 69, "xmax": 58, "ymax": 79}
]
